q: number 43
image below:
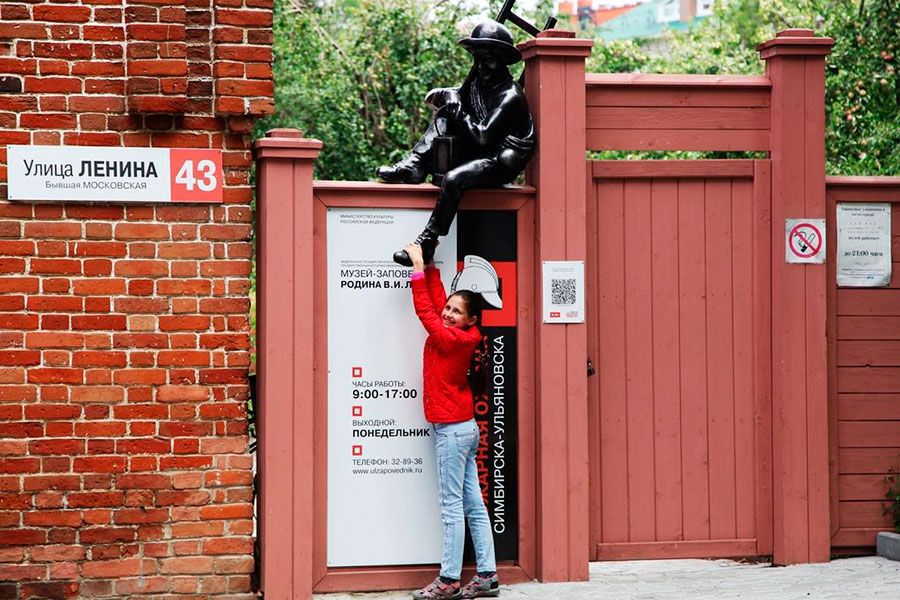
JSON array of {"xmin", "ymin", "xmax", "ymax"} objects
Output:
[{"xmin": 175, "ymin": 159, "xmax": 218, "ymax": 192}]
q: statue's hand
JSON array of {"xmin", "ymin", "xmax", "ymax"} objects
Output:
[{"xmin": 443, "ymin": 89, "xmax": 462, "ymax": 119}]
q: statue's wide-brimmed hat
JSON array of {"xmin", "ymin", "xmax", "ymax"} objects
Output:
[{"xmin": 458, "ymin": 20, "xmax": 522, "ymax": 65}]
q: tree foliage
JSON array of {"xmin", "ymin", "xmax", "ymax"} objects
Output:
[
  {"xmin": 264, "ymin": 0, "xmax": 899, "ymax": 177},
  {"xmin": 258, "ymin": 0, "xmax": 474, "ymax": 180},
  {"xmin": 585, "ymin": 0, "xmax": 899, "ymax": 175}
]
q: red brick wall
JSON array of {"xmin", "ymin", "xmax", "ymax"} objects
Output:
[{"xmin": 0, "ymin": 2, "xmax": 272, "ymax": 598}]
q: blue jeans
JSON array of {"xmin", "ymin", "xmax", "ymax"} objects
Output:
[{"xmin": 433, "ymin": 419, "xmax": 496, "ymax": 580}]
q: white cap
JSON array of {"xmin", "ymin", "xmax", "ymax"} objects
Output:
[{"xmin": 450, "ymin": 255, "xmax": 502, "ymax": 309}]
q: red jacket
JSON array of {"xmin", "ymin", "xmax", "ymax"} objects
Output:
[{"xmin": 412, "ymin": 267, "xmax": 481, "ymax": 424}]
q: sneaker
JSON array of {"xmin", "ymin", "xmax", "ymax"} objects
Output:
[
  {"xmin": 412, "ymin": 577, "xmax": 462, "ymax": 600},
  {"xmin": 461, "ymin": 573, "xmax": 500, "ymax": 598}
]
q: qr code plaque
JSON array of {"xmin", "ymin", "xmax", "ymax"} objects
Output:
[{"xmin": 551, "ymin": 278, "xmax": 576, "ymax": 305}]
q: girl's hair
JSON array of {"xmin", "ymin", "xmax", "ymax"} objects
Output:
[{"xmin": 449, "ymin": 290, "xmax": 490, "ymax": 395}]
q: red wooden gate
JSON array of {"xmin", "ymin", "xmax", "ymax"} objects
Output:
[{"xmin": 586, "ymin": 160, "xmax": 774, "ymax": 560}]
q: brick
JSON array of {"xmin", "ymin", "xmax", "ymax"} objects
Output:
[
  {"xmin": 0, "ymin": 258, "xmax": 26, "ymax": 274},
  {"xmin": 33, "ymin": 5, "xmax": 92, "ymax": 23},
  {"xmin": 23, "ymin": 404, "xmax": 81, "ymax": 420},
  {"xmin": 156, "ymin": 385, "xmax": 210, "ymax": 402},
  {"xmin": 0, "ymin": 350, "xmax": 40, "ymax": 366},
  {"xmin": 67, "ymin": 492, "xmax": 124, "ymax": 509},
  {"xmin": 26, "ymin": 332, "xmax": 84, "ymax": 348},
  {"xmin": 30, "ymin": 545, "xmax": 86, "ymax": 562},
  {"xmin": 116, "ymin": 474, "xmax": 171, "ymax": 490},
  {"xmin": 24, "ymin": 76, "xmax": 82, "ymax": 93},
  {"xmin": 114, "ymin": 260, "xmax": 169, "ymax": 277},
  {"xmin": 159, "ymin": 315, "xmax": 209, "ymax": 331},
  {"xmin": 81, "ymin": 557, "xmax": 154, "ymax": 578},
  {"xmin": 23, "ymin": 475, "xmax": 81, "ymax": 491},
  {"xmin": 112, "ymin": 369, "xmax": 167, "ymax": 385},
  {"xmin": 198, "ymin": 503, "xmax": 252, "ymax": 520},
  {"xmin": 0, "ymin": 564, "xmax": 45, "ymax": 580},
  {"xmin": 160, "ymin": 555, "xmax": 214, "ymax": 575},
  {"xmin": 28, "ymin": 438, "xmax": 84, "ymax": 455},
  {"xmin": 71, "ymin": 315, "xmax": 127, "ymax": 331},
  {"xmin": 0, "ymin": 528, "xmax": 46, "ymax": 545},
  {"xmin": 27, "ymin": 368, "xmax": 83, "ymax": 384},
  {"xmin": 216, "ymin": 9, "xmax": 273, "ymax": 27},
  {"xmin": 116, "ymin": 438, "xmax": 171, "ymax": 454},
  {"xmin": 199, "ymin": 224, "xmax": 252, "ymax": 241},
  {"xmin": 114, "ymin": 508, "xmax": 169, "ymax": 524},
  {"xmin": 23, "ymin": 510, "xmax": 82, "ymax": 527}
]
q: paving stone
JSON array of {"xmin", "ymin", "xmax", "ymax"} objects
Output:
[{"xmin": 314, "ymin": 557, "xmax": 900, "ymax": 600}]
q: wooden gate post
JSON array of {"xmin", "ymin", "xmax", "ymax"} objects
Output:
[
  {"xmin": 759, "ymin": 30, "xmax": 834, "ymax": 565},
  {"xmin": 254, "ymin": 129, "xmax": 323, "ymax": 599},
  {"xmin": 520, "ymin": 30, "xmax": 593, "ymax": 581}
]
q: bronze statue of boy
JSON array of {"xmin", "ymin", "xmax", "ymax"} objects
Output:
[{"xmin": 377, "ymin": 20, "xmax": 535, "ymax": 267}]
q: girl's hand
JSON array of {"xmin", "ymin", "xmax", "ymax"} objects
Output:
[{"xmin": 405, "ymin": 243, "xmax": 425, "ymax": 272}]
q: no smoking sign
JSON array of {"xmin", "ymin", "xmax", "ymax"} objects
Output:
[{"xmin": 785, "ymin": 219, "xmax": 826, "ymax": 264}]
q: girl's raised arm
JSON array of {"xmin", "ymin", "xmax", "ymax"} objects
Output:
[{"xmin": 425, "ymin": 265, "xmax": 447, "ymax": 315}]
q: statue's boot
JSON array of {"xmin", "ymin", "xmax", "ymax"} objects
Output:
[
  {"xmin": 393, "ymin": 229, "xmax": 439, "ymax": 267},
  {"xmin": 376, "ymin": 154, "xmax": 427, "ymax": 184}
]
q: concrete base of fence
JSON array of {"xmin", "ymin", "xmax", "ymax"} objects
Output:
[{"xmin": 876, "ymin": 532, "xmax": 900, "ymax": 561}]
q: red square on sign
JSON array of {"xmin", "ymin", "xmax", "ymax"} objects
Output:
[
  {"xmin": 169, "ymin": 149, "xmax": 223, "ymax": 203},
  {"xmin": 351, "ymin": 367, "xmax": 362, "ymax": 378},
  {"xmin": 550, "ymin": 311, "xmax": 560, "ymax": 318},
  {"xmin": 352, "ymin": 445, "xmax": 362, "ymax": 456},
  {"xmin": 352, "ymin": 406, "xmax": 363, "ymax": 417}
]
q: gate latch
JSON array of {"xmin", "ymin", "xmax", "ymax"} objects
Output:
[{"xmin": 587, "ymin": 358, "xmax": 596, "ymax": 377}]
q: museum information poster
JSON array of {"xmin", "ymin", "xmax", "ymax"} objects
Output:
[
  {"xmin": 326, "ymin": 208, "xmax": 519, "ymax": 567},
  {"xmin": 327, "ymin": 208, "xmax": 457, "ymax": 567}
]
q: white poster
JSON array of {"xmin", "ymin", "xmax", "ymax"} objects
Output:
[
  {"xmin": 326, "ymin": 208, "xmax": 457, "ymax": 567},
  {"xmin": 7, "ymin": 145, "xmax": 222, "ymax": 203},
  {"xmin": 837, "ymin": 203, "xmax": 892, "ymax": 287},
  {"xmin": 542, "ymin": 260, "xmax": 585, "ymax": 323}
]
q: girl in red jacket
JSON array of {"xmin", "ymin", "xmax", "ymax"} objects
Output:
[{"xmin": 405, "ymin": 243, "xmax": 499, "ymax": 600}]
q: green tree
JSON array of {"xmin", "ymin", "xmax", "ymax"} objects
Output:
[
  {"xmin": 258, "ymin": 0, "xmax": 473, "ymax": 180},
  {"xmin": 583, "ymin": 0, "xmax": 898, "ymax": 174}
]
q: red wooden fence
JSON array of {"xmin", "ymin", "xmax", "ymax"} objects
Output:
[
  {"xmin": 826, "ymin": 177, "xmax": 900, "ymax": 550},
  {"xmin": 587, "ymin": 160, "xmax": 773, "ymax": 559}
]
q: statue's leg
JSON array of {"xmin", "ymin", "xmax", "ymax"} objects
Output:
[{"xmin": 425, "ymin": 159, "xmax": 509, "ymax": 236}]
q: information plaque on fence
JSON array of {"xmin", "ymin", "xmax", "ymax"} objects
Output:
[
  {"xmin": 836, "ymin": 203, "xmax": 892, "ymax": 287},
  {"xmin": 326, "ymin": 208, "xmax": 519, "ymax": 568},
  {"xmin": 6, "ymin": 145, "xmax": 223, "ymax": 203}
]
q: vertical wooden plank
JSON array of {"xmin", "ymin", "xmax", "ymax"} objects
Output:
[
  {"xmin": 564, "ymin": 59, "xmax": 590, "ymax": 579},
  {"xmin": 598, "ymin": 179, "xmax": 629, "ymax": 544},
  {"xmin": 826, "ymin": 190, "xmax": 840, "ymax": 542},
  {"xmin": 624, "ymin": 179, "xmax": 656, "ymax": 542},
  {"xmin": 705, "ymin": 178, "xmax": 737, "ymax": 540},
  {"xmin": 731, "ymin": 176, "xmax": 757, "ymax": 540},
  {"xmin": 651, "ymin": 178, "xmax": 683, "ymax": 542},
  {"xmin": 293, "ymin": 158, "xmax": 316, "ymax": 599},
  {"xmin": 257, "ymin": 156, "xmax": 296, "ymax": 597},
  {"xmin": 517, "ymin": 199, "xmax": 538, "ymax": 578},
  {"xmin": 586, "ymin": 175, "xmax": 603, "ymax": 557},
  {"xmin": 753, "ymin": 160, "xmax": 774, "ymax": 555},
  {"xmin": 678, "ymin": 178, "xmax": 711, "ymax": 540},
  {"xmin": 771, "ymin": 56, "xmax": 811, "ymax": 564},
  {"xmin": 804, "ymin": 57, "xmax": 832, "ymax": 564},
  {"xmin": 312, "ymin": 196, "xmax": 328, "ymax": 586},
  {"xmin": 530, "ymin": 55, "xmax": 570, "ymax": 579}
]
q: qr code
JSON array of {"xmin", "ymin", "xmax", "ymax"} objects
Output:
[{"xmin": 551, "ymin": 278, "xmax": 576, "ymax": 305}]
